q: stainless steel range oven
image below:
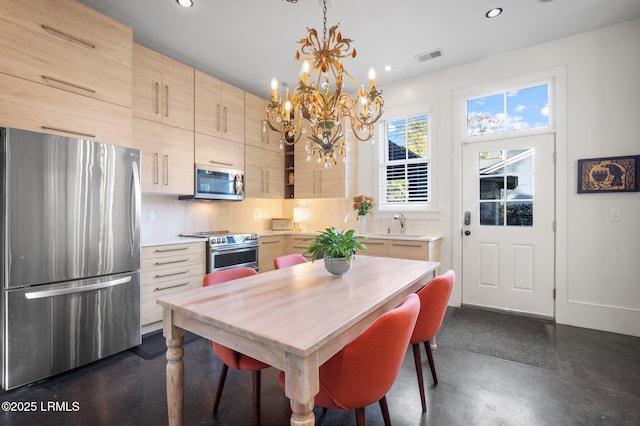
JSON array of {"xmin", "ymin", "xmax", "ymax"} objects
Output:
[{"xmin": 180, "ymin": 231, "xmax": 259, "ymax": 272}]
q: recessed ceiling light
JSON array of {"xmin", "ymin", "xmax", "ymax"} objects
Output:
[
  {"xmin": 384, "ymin": 65, "xmax": 392, "ymax": 72},
  {"xmin": 485, "ymin": 7, "xmax": 503, "ymax": 18},
  {"xmin": 176, "ymin": 0, "xmax": 193, "ymax": 8}
]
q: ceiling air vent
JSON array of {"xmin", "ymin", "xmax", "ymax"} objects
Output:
[{"xmin": 415, "ymin": 49, "xmax": 443, "ymax": 63}]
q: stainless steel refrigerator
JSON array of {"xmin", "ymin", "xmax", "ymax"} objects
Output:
[{"xmin": 0, "ymin": 127, "xmax": 141, "ymax": 390}]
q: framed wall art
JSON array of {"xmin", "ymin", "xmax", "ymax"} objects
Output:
[{"xmin": 577, "ymin": 155, "xmax": 640, "ymax": 193}]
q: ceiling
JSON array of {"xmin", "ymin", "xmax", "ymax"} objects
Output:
[{"xmin": 76, "ymin": 0, "xmax": 640, "ymax": 98}]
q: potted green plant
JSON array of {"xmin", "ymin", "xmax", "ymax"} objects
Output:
[{"xmin": 305, "ymin": 227, "xmax": 367, "ymax": 276}]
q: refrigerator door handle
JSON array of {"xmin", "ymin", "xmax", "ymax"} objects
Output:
[
  {"xmin": 24, "ymin": 276, "xmax": 132, "ymax": 300},
  {"xmin": 130, "ymin": 160, "xmax": 141, "ymax": 256}
]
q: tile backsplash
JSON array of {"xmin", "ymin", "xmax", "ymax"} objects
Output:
[{"xmin": 141, "ymin": 194, "xmax": 442, "ymax": 243}]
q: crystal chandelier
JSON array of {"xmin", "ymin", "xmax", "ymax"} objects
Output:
[{"xmin": 265, "ymin": 0, "xmax": 384, "ymax": 167}]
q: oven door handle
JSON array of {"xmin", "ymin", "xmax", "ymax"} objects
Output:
[{"xmin": 211, "ymin": 245, "xmax": 258, "ymax": 253}]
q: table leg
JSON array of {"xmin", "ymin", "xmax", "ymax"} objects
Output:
[
  {"xmin": 285, "ymin": 353, "xmax": 319, "ymax": 426},
  {"xmin": 166, "ymin": 334, "xmax": 184, "ymax": 426}
]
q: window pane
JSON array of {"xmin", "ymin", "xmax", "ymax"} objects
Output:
[
  {"xmin": 467, "ymin": 84, "xmax": 549, "ymax": 137},
  {"xmin": 506, "ymin": 148, "xmax": 534, "ymax": 200},
  {"xmin": 506, "ymin": 201, "xmax": 533, "ymax": 226},
  {"xmin": 479, "ymin": 150, "xmax": 505, "ymax": 175},
  {"xmin": 506, "ymin": 85, "xmax": 549, "ymax": 132},
  {"xmin": 467, "ymin": 93, "xmax": 504, "ymax": 136},
  {"xmin": 387, "ymin": 115, "xmax": 429, "ymax": 161},
  {"xmin": 480, "ymin": 201, "xmax": 504, "ymax": 225}
]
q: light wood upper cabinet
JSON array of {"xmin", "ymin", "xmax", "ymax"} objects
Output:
[
  {"xmin": 0, "ymin": 72, "xmax": 132, "ymax": 147},
  {"xmin": 245, "ymin": 92, "xmax": 281, "ymax": 152},
  {"xmin": 195, "ymin": 70, "xmax": 244, "ymax": 143},
  {"xmin": 245, "ymin": 146, "xmax": 284, "ymax": 199},
  {"xmin": 133, "ymin": 117, "xmax": 194, "ymax": 195},
  {"xmin": 293, "ymin": 138, "xmax": 356, "ymax": 199},
  {"xmin": 0, "ymin": 0, "xmax": 133, "ymax": 108},
  {"xmin": 133, "ymin": 43, "xmax": 194, "ymax": 131},
  {"xmin": 194, "ymin": 133, "xmax": 244, "ymax": 170}
]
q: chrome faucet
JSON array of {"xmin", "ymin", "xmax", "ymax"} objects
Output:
[{"xmin": 393, "ymin": 213, "xmax": 406, "ymax": 235}]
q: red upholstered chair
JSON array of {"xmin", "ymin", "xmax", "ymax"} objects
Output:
[
  {"xmin": 410, "ymin": 269, "xmax": 455, "ymax": 412},
  {"xmin": 202, "ymin": 267, "xmax": 269, "ymax": 426},
  {"xmin": 273, "ymin": 253, "xmax": 308, "ymax": 269},
  {"xmin": 279, "ymin": 293, "xmax": 420, "ymax": 426}
]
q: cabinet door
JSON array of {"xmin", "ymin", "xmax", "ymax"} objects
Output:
[
  {"xmin": 245, "ymin": 92, "xmax": 282, "ymax": 152},
  {"xmin": 0, "ymin": 0, "xmax": 132, "ymax": 107},
  {"xmin": 162, "ymin": 125, "xmax": 194, "ymax": 195},
  {"xmin": 161, "ymin": 56, "xmax": 194, "ymax": 131},
  {"xmin": 245, "ymin": 92, "xmax": 265, "ymax": 148},
  {"xmin": 294, "ymin": 144, "xmax": 318, "ymax": 198},
  {"xmin": 194, "ymin": 70, "xmax": 221, "ymax": 136},
  {"xmin": 133, "ymin": 44, "xmax": 163, "ymax": 123},
  {"xmin": 259, "ymin": 236, "xmax": 285, "ymax": 272},
  {"xmin": 220, "ymin": 81, "xmax": 245, "ymax": 143},
  {"xmin": 264, "ymin": 149, "xmax": 284, "ymax": 198},
  {"xmin": 195, "ymin": 133, "xmax": 244, "ymax": 170},
  {"xmin": 0, "ymin": 73, "xmax": 132, "ymax": 147},
  {"xmin": 132, "ymin": 118, "xmax": 162, "ymax": 193}
]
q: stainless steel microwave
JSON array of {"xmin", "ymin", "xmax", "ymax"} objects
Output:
[{"xmin": 179, "ymin": 164, "xmax": 244, "ymax": 201}]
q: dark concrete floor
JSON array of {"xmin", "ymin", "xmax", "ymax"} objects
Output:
[{"xmin": 1, "ymin": 309, "xmax": 639, "ymax": 426}]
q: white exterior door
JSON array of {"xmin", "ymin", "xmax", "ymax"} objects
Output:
[{"xmin": 462, "ymin": 133, "xmax": 555, "ymax": 317}]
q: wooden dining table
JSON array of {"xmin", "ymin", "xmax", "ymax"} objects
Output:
[{"xmin": 157, "ymin": 255, "xmax": 440, "ymax": 425}]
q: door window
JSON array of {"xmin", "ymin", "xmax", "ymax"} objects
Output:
[{"xmin": 478, "ymin": 148, "xmax": 534, "ymax": 226}]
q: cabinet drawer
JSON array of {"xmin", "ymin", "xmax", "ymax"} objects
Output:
[
  {"xmin": 142, "ymin": 243, "xmax": 204, "ymax": 267},
  {"xmin": 388, "ymin": 241, "xmax": 429, "ymax": 260},
  {"xmin": 0, "ymin": 73, "xmax": 132, "ymax": 147},
  {"xmin": 0, "ymin": 0, "xmax": 132, "ymax": 107},
  {"xmin": 288, "ymin": 235, "xmax": 311, "ymax": 254},
  {"xmin": 359, "ymin": 238, "xmax": 388, "ymax": 257},
  {"xmin": 141, "ymin": 274, "xmax": 202, "ymax": 327}
]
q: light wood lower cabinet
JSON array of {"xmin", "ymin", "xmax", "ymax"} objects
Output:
[
  {"xmin": 358, "ymin": 237, "xmax": 441, "ymax": 263},
  {"xmin": 258, "ymin": 235, "xmax": 286, "ymax": 272},
  {"xmin": 141, "ymin": 242, "xmax": 205, "ymax": 334},
  {"xmin": 287, "ymin": 234, "xmax": 312, "ymax": 256}
]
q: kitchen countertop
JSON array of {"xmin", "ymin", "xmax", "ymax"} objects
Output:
[{"xmin": 258, "ymin": 231, "xmax": 442, "ymax": 242}]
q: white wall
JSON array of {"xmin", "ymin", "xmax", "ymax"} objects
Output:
[{"xmin": 359, "ymin": 18, "xmax": 640, "ymax": 336}]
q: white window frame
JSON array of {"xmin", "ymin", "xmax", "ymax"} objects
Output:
[
  {"xmin": 376, "ymin": 101, "xmax": 437, "ymax": 213},
  {"xmin": 462, "ymin": 77, "xmax": 556, "ymax": 144}
]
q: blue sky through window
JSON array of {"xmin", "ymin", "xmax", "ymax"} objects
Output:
[{"xmin": 467, "ymin": 84, "xmax": 549, "ymax": 136}]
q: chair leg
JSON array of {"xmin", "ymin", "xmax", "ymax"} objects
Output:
[
  {"xmin": 213, "ymin": 363, "xmax": 229, "ymax": 416},
  {"xmin": 355, "ymin": 407, "xmax": 367, "ymax": 426},
  {"xmin": 252, "ymin": 370, "xmax": 261, "ymax": 426},
  {"xmin": 412, "ymin": 343, "xmax": 427, "ymax": 413},
  {"xmin": 379, "ymin": 396, "xmax": 391, "ymax": 426},
  {"xmin": 424, "ymin": 340, "xmax": 438, "ymax": 385}
]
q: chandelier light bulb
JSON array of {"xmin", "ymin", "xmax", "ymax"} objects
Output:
[{"xmin": 368, "ymin": 68, "xmax": 376, "ymax": 89}]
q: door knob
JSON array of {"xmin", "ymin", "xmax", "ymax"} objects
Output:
[{"xmin": 464, "ymin": 230, "xmax": 471, "ymax": 236}]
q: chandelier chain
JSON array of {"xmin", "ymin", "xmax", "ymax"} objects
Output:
[{"xmin": 322, "ymin": 0, "xmax": 327, "ymax": 41}]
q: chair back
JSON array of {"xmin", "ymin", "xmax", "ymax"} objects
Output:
[
  {"xmin": 203, "ymin": 267, "xmax": 258, "ymax": 287},
  {"xmin": 315, "ymin": 293, "xmax": 420, "ymax": 410},
  {"xmin": 410, "ymin": 270, "xmax": 454, "ymax": 345},
  {"xmin": 274, "ymin": 253, "xmax": 308, "ymax": 269},
  {"xmin": 202, "ymin": 267, "xmax": 259, "ymax": 369}
]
